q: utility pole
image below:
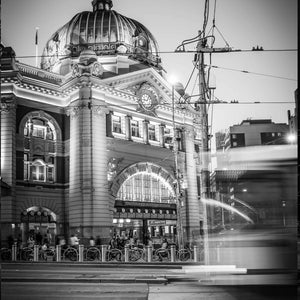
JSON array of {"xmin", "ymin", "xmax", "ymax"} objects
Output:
[
  {"xmin": 194, "ymin": 32, "xmax": 211, "ymax": 265},
  {"xmin": 171, "ymin": 84, "xmax": 184, "ymax": 249}
]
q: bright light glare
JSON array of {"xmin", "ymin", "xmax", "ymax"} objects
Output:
[
  {"xmin": 286, "ymin": 134, "xmax": 296, "ymax": 143},
  {"xmin": 168, "ymin": 75, "xmax": 178, "ymax": 85}
]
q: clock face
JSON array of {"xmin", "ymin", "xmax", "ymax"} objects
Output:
[
  {"xmin": 141, "ymin": 93, "xmax": 152, "ymax": 108},
  {"xmin": 137, "ymin": 84, "xmax": 159, "ymax": 115}
]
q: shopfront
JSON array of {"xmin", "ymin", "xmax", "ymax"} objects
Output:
[{"xmin": 113, "ymin": 200, "xmax": 177, "ymax": 244}]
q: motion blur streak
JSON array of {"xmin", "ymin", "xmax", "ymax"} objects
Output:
[{"xmin": 202, "ymin": 198, "xmax": 254, "ymax": 224}]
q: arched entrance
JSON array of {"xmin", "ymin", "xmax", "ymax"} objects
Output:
[
  {"xmin": 111, "ymin": 162, "xmax": 178, "ymax": 245},
  {"xmin": 20, "ymin": 206, "xmax": 57, "ymax": 246}
]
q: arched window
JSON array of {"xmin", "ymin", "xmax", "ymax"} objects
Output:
[
  {"xmin": 21, "ymin": 111, "xmax": 61, "ymax": 183},
  {"xmin": 23, "ymin": 118, "xmax": 56, "ymax": 140},
  {"xmin": 116, "ymin": 170, "xmax": 176, "ymax": 203}
]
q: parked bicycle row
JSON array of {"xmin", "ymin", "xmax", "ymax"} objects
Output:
[{"xmin": 0, "ymin": 244, "xmax": 204, "ymax": 263}]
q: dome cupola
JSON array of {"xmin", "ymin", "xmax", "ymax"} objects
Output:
[{"xmin": 41, "ymin": 0, "xmax": 161, "ymax": 73}]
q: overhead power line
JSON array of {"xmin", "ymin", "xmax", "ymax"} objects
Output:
[
  {"xmin": 203, "ymin": 64, "xmax": 297, "ymax": 81},
  {"xmin": 11, "ymin": 48, "xmax": 297, "ymax": 60}
]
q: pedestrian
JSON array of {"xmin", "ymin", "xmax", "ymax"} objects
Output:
[
  {"xmin": 43, "ymin": 234, "xmax": 49, "ymax": 245},
  {"xmin": 89, "ymin": 236, "xmax": 95, "ymax": 247},
  {"xmin": 36, "ymin": 231, "xmax": 43, "ymax": 245},
  {"xmin": 46, "ymin": 229, "xmax": 52, "ymax": 245},
  {"xmin": 108, "ymin": 236, "xmax": 115, "ymax": 250},
  {"xmin": 7, "ymin": 235, "xmax": 14, "ymax": 248},
  {"xmin": 161, "ymin": 238, "xmax": 168, "ymax": 249},
  {"xmin": 27, "ymin": 236, "xmax": 35, "ymax": 248},
  {"xmin": 70, "ymin": 234, "xmax": 79, "ymax": 247},
  {"xmin": 95, "ymin": 235, "xmax": 101, "ymax": 246}
]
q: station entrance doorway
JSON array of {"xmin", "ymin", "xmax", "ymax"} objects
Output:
[{"xmin": 113, "ymin": 200, "xmax": 177, "ymax": 245}]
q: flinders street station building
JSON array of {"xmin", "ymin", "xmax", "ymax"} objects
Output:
[{"xmin": 0, "ymin": 0, "xmax": 205, "ymax": 246}]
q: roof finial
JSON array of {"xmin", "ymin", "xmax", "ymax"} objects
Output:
[{"xmin": 92, "ymin": 0, "xmax": 113, "ymax": 11}]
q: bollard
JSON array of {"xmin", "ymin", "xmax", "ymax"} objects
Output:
[
  {"xmin": 78, "ymin": 244, "xmax": 84, "ymax": 262},
  {"xmin": 101, "ymin": 245, "xmax": 107, "ymax": 262},
  {"xmin": 56, "ymin": 245, "xmax": 61, "ymax": 262},
  {"xmin": 193, "ymin": 245, "xmax": 198, "ymax": 262},
  {"xmin": 34, "ymin": 245, "xmax": 39, "ymax": 261},
  {"xmin": 170, "ymin": 245, "xmax": 175, "ymax": 262},
  {"xmin": 146, "ymin": 246, "xmax": 152, "ymax": 262},
  {"xmin": 124, "ymin": 245, "xmax": 129, "ymax": 262},
  {"xmin": 12, "ymin": 244, "xmax": 17, "ymax": 261}
]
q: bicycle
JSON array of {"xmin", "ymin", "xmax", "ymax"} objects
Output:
[
  {"xmin": 154, "ymin": 248, "xmax": 170, "ymax": 262},
  {"xmin": 1, "ymin": 248, "xmax": 12, "ymax": 261},
  {"xmin": 63, "ymin": 246, "xmax": 78, "ymax": 261},
  {"xmin": 128, "ymin": 247, "xmax": 145, "ymax": 262},
  {"xmin": 177, "ymin": 248, "xmax": 192, "ymax": 262},
  {"xmin": 85, "ymin": 246, "xmax": 101, "ymax": 261},
  {"xmin": 19, "ymin": 247, "xmax": 34, "ymax": 261},
  {"xmin": 106, "ymin": 248, "xmax": 123, "ymax": 262}
]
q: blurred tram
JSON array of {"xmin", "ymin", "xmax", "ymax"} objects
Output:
[{"xmin": 207, "ymin": 145, "xmax": 297, "ymax": 271}]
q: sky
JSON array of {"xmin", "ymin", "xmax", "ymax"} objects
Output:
[{"xmin": 1, "ymin": 0, "xmax": 298, "ymax": 141}]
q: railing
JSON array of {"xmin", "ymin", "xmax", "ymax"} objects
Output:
[{"xmin": 0, "ymin": 244, "xmax": 205, "ymax": 263}]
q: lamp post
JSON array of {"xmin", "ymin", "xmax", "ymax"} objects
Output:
[{"xmin": 169, "ymin": 76, "xmax": 184, "ymax": 249}]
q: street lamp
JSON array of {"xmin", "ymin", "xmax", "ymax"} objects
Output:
[{"xmin": 169, "ymin": 75, "xmax": 184, "ymax": 249}]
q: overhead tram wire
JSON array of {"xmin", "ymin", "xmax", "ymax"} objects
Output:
[
  {"xmin": 203, "ymin": 64, "xmax": 297, "ymax": 81},
  {"xmin": 12, "ymin": 48, "xmax": 297, "ymax": 60}
]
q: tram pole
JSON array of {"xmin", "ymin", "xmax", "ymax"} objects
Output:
[{"xmin": 171, "ymin": 83, "xmax": 184, "ymax": 249}]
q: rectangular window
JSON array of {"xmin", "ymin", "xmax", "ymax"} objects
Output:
[
  {"xmin": 149, "ymin": 124, "xmax": 156, "ymax": 141},
  {"xmin": 164, "ymin": 127, "xmax": 173, "ymax": 145},
  {"xmin": 112, "ymin": 115, "xmax": 122, "ymax": 133},
  {"xmin": 31, "ymin": 166, "xmax": 37, "ymax": 180},
  {"xmin": 131, "ymin": 120, "xmax": 140, "ymax": 137},
  {"xmin": 24, "ymin": 163, "xmax": 29, "ymax": 180},
  {"xmin": 32, "ymin": 125, "xmax": 46, "ymax": 139},
  {"xmin": 230, "ymin": 133, "xmax": 245, "ymax": 147},
  {"xmin": 31, "ymin": 165, "xmax": 45, "ymax": 181},
  {"xmin": 47, "ymin": 167, "xmax": 54, "ymax": 182}
]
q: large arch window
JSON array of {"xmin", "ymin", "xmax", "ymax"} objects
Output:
[
  {"xmin": 20, "ymin": 111, "xmax": 61, "ymax": 183},
  {"xmin": 117, "ymin": 171, "xmax": 175, "ymax": 203}
]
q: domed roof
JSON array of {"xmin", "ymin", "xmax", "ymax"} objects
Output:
[{"xmin": 41, "ymin": 0, "xmax": 161, "ymax": 72}]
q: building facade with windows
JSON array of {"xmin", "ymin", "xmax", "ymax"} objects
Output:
[
  {"xmin": 216, "ymin": 119, "xmax": 290, "ymax": 152},
  {"xmin": 0, "ymin": 0, "xmax": 205, "ymax": 247},
  {"xmin": 211, "ymin": 118, "xmax": 296, "ymax": 232}
]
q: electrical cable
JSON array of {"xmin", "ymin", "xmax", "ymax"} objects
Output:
[
  {"xmin": 10, "ymin": 48, "xmax": 297, "ymax": 59},
  {"xmin": 204, "ymin": 64, "xmax": 297, "ymax": 81}
]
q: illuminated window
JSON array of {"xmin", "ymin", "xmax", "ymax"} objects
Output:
[
  {"xmin": 131, "ymin": 120, "xmax": 140, "ymax": 137},
  {"xmin": 117, "ymin": 172, "xmax": 175, "ymax": 203},
  {"xmin": 148, "ymin": 124, "xmax": 156, "ymax": 141},
  {"xmin": 24, "ymin": 118, "xmax": 54, "ymax": 140},
  {"xmin": 24, "ymin": 158, "xmax": 55, "ymax": 182},
  {"xmin": 112, "ymin": 115, "xmax": 122, "ymax": 133},
  {"xmin": 31, "ymin": 160, "xmax": 46, "ymax": 181},
  {"xmin": 164, "ymin": 127, "xmax": 173, "ymax": 145}
]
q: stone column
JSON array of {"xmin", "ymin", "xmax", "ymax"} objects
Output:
[
  {"xmin": 68, "ymin": 77, "xmax": 111, "ymax": 242},
  {"xmin": 0, "ymin": 95, "xmax": 16, "ymax": 242},
  {"xmin": 183, "ymin": 125, "xmax": 201, "ymax": 245},
  {"xmin": 143, "ymin": 120, "xmax": 149, "ymax": 144},
  {"xmin": 125, "ymin": 115, "xmax": 132, "ymax": 140}
]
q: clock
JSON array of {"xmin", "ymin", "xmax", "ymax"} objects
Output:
[
  {"xmin": 136, "ymin": 84, "xmax": 159, "ymax": 116},
  {"xmin": 141, "ymin": 93, "xmax": 152, "ymax": 109}
]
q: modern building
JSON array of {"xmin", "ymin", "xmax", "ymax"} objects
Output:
[
  {"xmin": 217, "ymin": 119, "xmax": 290, "ymax": 151},
  {"xmin": 210, "ymin": 118, "xmax": 297, "ymax": 231},
  {"xmin": 0, "ymin": 0, "xmax": 205, "ymax": 247}
]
